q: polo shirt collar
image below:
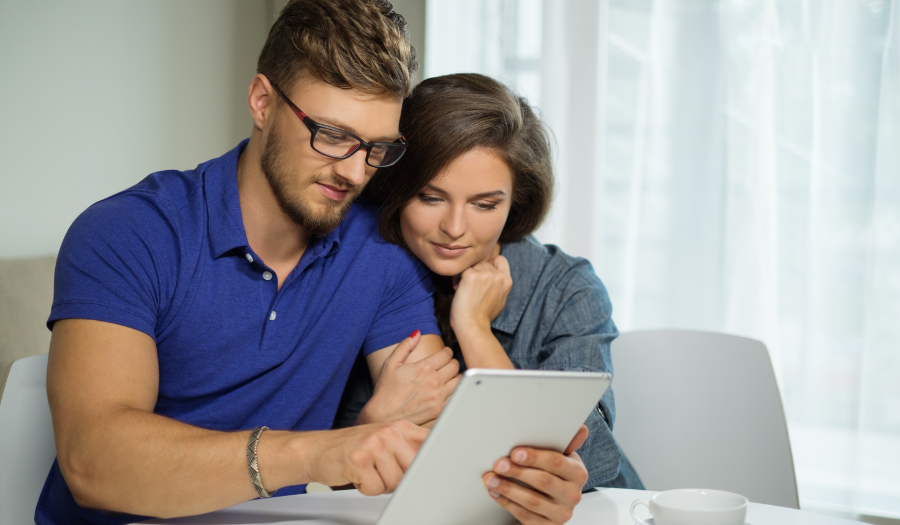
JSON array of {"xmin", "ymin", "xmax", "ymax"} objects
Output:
[
  {"xmin": 205, "ymin": 139, "xmax": 343, "ymax": 260},
  {"xmin": 313, "ymin": 217, "xmax": 343, "ymax": 257},
  {"xmin": 491, "ymin": 236, "xmax": 548, "ymax": 334},
  {"xmin": 206, "ymin": 140, "xmax": 251, "ymax": 259}
]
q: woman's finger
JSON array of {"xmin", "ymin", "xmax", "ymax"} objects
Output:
[
  {"xmin": 509, "ymin": 447, "xmax": 589, "ymax": 486},
  {"xmin": 492, "ymin": 254, "xmax": 511, "ymax": 276},
  {"xmin": 492, "ymin": 459, "xmax": 582, "ymax": 509},
  {"xmin": 488, "ymin": 489, "xmax": 555, "ymax": 525},
  {"xmin": 563, "ymin": 425, "xmax": 589, "ymax": 456},
  {"xmin": 435, "ymin": 353, "xmax": 461, "ymax": 381},
  {"xmin": 385, "ymin": 329, "xmax": 421, "ymax": 368},
  {"xmin": 484, "ymin": 472, "xmax": 569, "ymax": 524},
  {"xmin": 416, "ymin": 345, "xmax": 453, "ymax": 372}
]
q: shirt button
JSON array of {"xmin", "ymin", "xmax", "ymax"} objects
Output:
[
  {"xmin": 269, "ymin": 311, "xmax": 277, "ymax": 321},
  {"xmin": 262, "ymin": 271, "xmax": 273, "ymax": 281},
  {"xmin": 245, "ymin": 253, "xmax": 254, "ymax": 263}
]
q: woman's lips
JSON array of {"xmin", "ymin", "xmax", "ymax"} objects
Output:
[
  {"xmin": 317, "ymin": 182, "xmax": 349, "ymax": 201},
  {"xmin": 431, "ymin": 242, "xmax": 468, "ymax": 257}
]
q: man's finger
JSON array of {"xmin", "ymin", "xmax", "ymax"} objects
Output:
[
  {"xmin": 395, "ymin": 420, "xmax": 430, "ymax": 449},
  {"xmin": 563, "ymin": 425, "xmax": 589, "ymax": 456},
  {"xmin": 386, "ymin": 329, "xmax": 421, "ymax": 367},
  {"xmin": 391, "ymin": 423, "xmax": 428, "ymax": 470},
  {"xmin": 373, "ymin": 451, "xmax": 405, "ymax": 493}
]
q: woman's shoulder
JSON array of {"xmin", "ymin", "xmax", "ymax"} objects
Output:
[
  {"xmin": 494, "ymin": 235, "xmax": 612, "ymax": 336},
  {"xmin": 502, "ymin": 235, "xmax": 607, "ymax": 295}
]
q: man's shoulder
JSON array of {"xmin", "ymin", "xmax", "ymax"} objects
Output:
[
  {"xmin": 338, "ymin": 198, "xmax": 401, "ymax": 254},
  {"xmin": 335, "ymin": 199, "xmax": 429, "ymax": 279},
  {"xmin": 100, "ymin": 167, "xmax": 203, "ymax": 217},
  {"xmin": 61, "ymin": 165, "xmax": 211, "ymax": 273}
]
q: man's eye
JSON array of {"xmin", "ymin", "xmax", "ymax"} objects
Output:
[{"xmin": 321, "ymin": 131, "xmax": 350, "ymax": 143}]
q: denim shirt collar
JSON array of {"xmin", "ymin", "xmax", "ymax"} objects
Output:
[
  {"xmin": 492, "ymin": 235, "xmax": 550, "ymax": 334},
  {"xmin": 206, "ymin": 138, "xmax": 341, "ymax": 260}
]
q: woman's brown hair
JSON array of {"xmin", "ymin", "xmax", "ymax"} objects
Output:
[{"xmin": 366, "ymin": 73, "xmax": 555, "ymax": 344}]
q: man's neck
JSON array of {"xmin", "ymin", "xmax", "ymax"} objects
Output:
[{"xmin": 237, "ymin": 133, "xmax": 311, "ymax": 285}]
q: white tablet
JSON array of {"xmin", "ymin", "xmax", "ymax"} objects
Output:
[{"xmin": 376, "ymin": 368, "xmax": 611, "ymax": 525}]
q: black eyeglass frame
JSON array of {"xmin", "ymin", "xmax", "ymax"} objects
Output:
[{"xmin": 269, "ymin": 81, "xmax": 408, "ymax": 168}]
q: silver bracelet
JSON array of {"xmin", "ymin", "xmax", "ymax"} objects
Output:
[{"xmin": 246, "ymin": 426, "xmax": 274, "ymax": 498}]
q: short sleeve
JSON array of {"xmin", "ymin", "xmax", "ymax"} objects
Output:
[
  {"xmin": 361, "ymin": 247, "xmax": 440, "ymax": 354},
  {"xmin": 48, "ymin": 193, "xmax": 179, "ymax": 341}
]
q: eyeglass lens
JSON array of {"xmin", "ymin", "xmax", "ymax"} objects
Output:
[{"xmin": 312, "ymin": 128, "xmax": 404, "ymax": 168}]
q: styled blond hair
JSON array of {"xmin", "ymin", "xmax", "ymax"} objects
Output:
[{"xmin": 257, "ymin": 0, "xmax": 417, "ymax": 97}]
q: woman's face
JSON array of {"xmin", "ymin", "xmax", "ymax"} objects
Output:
[{"xmin": 400, "ymin": 147, "xmax": 513, "ymax": 277}]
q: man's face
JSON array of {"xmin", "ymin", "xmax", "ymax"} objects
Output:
[{"xmin": 260, "ymin": 77, "xmax": 403, "ymax": 235}]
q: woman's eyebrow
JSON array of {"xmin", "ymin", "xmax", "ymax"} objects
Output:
[
  {"xmin": 473, "ymin": 190, "xmax": 507, "ymax": 198},
  {"xmin": 424, "ymin": 183, "xmax": 448, "ymax": 194}
]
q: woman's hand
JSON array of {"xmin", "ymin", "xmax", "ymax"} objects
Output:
[
  {"xmin": 357, "ymin": 331, "xmax": 461, "ymax": 426},
  {"xmin": 450, "ymin": 255, "xmax": 513, "ymax": 335},
  {"xmin": 482, "ymin": 425, "xmax": 590, "ymax": 525}
]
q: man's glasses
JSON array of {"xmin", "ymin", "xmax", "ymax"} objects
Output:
[{"xmin": 270, "ymin": 82, "xmax": 408, "ymax": 168}]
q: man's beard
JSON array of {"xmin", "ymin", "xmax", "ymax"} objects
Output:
[{"xmin": 260, "ymin": 127, "xmax": 359, "ymax": 236}]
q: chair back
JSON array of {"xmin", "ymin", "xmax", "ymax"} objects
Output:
[
  {"xmin": 612, "ymin": 329, "xmax": 799, "ymax": 508},
  {"xmin": 0, "ymin": 353, "xmax": 55, "ymax": 525}
]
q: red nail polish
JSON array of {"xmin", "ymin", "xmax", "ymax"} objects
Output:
[{"xmin": 409, "ymin": 329, "xmax": 419, "ymax": 338}]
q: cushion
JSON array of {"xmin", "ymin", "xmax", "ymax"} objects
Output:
[{"xmin": 0, "ymin": 255, "xmax": 56, "ymax": 401}]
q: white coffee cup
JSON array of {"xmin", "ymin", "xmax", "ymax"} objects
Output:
[{"xmin": 630, "ymin": 488, "xmax": 748, "ymax": 525}]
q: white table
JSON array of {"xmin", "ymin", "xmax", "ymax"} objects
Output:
[{"xmin": 144, "ymin": 488, "xmax": 866, "ymax": 525}]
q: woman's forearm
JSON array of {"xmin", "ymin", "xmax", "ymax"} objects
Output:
[{"xmin": 455, "ymin": 324, "xmax": 515, "ymax": 369}]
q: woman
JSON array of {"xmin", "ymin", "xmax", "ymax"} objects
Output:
[{"xmin": 336, "ymin": 73, "xmax": 642, "ymax": 519}]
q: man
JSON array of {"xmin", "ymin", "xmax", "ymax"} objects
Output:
[{"xmin": 37, "ymin": 1, "xmax": 457, "ymax": 523}]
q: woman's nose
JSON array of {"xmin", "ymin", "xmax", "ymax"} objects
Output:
[{"xmin": 439, "ymin": 207, "xmax": 466, "ymax": 239}]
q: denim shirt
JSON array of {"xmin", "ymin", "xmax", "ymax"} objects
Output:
[{"xmin": 335, "ymin": 235, "xmax": 643, "ymax": 489}]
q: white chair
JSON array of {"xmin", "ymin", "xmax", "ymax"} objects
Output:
[
  {"xmin": 611, "ymin": 329, "xmax": 799, "ymax": 508},
  {"xmin": 0, "ymin": 353, "xmax": 56, "ymax": 525}
]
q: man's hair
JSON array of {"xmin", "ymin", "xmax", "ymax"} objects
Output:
[
  {"xmin": 257, "ymin": 0, "xmax": 417, "ymax": 97},
  {"xmin": 368, "ymin": 73, "xmax": 555, "ymax": 247}
]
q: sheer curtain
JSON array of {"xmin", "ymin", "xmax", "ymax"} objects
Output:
[{"xmin": 426, "ymin": 0, "xmax": 900, "ymax": 518}]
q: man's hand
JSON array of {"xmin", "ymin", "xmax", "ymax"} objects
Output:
[
  {"xmin": 299, "ymin": 420, "xmax": 429, "ymax": 495},
  {"xmin": 357, "ymin": 330, "xmax": 461, "ymax": 426},
  {"xmin": 482, "ymin": 425, "xmax": 590, "ymax": 525}
]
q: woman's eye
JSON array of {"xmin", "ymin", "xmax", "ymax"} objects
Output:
[
  {"xmin": 417, "ymin": 193, "xmax": 442, "ymax": 204},
  {"xmin": 474, "ymin": 201, "xmax": 499, "ymax": 211}
]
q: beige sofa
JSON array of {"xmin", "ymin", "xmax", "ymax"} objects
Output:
[{"xmin": 0, "ymin": 255, "xmax": 56, "ymax": 400}]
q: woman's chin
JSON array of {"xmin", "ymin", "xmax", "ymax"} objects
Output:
[{"xmin": 425, "ymin": 258, "xmax": 469, "ymax": 278}]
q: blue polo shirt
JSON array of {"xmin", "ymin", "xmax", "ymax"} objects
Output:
[{"xmin": 36, "ymin": 140, "xmax": 439, "ymax": 525}]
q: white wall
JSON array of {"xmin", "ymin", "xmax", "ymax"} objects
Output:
[
  {"xmin": 391, "ymin": 0, "xmax": 427, "ymax": 83},
  {"xmin": 0, "ymin": 1, "xmax": 271, "ymax": 258},
  {"xmin": 0, "ymin": 0, "xmax": 427, "ymax": 260}
]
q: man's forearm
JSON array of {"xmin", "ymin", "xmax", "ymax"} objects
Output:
[{"xmin": 59, "ymin": 408, "xmax": 308, "ymax": 518}]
